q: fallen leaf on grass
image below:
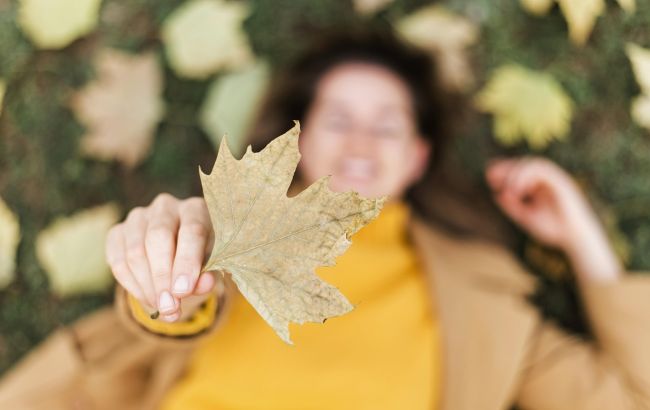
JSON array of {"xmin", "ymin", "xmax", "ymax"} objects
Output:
[
  {"xmin": 0, "ymin": 197, "xmax": 20, "ymax": 289},
  {"xmin": 474, "ymin": 64, "xmax": 573, "ymax": 150},
  {"xmin": 626, "ymin": 43, "xmax": 650, "ymax": 131},
  {"xmin": 200, "ymin": 61, "xmax": 270, "ymax": 156},
  {"xmin": 18, "ymin": 0, "xmax": 101, "ymax": 49},
  {"xmin": 0, "ymin": 79, "xmax": 5, "ymax": 114},
  {"xmin": 520, "ymin": 0, "xmax": 554, "ymax": 15},
  {"xmin": 36, "ymin": 203, "xmax": 120, "ymax": 296},
  {"xmin": 71, "ymin": 49, "xmax": 165, "ymax": 167},
  {"xmin": 396, "ymin": 5, "xmax": 478, "ymax": 92},
  {"xmin": 353, "ymin": 0, "xmax": 394, "ymax": 15},
  {"xmin": 162, "ymin": 0, "xmax": 253, "ymax": 79}
]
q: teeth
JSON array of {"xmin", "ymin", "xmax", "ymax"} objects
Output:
[{"xmin": 340, "ymin": 158, "xmax": 374, "ymax": 180}]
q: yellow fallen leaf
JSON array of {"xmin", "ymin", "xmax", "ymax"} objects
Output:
[
  {"xmin": 556, "ymin": 0, "xmax": 605, "ymax": 46},
  {"xmin": 36, "ymin": 203, "xmax": 120, "ymax": 297},
  {"xmin": 626, "ymin": 43, "xmax": 650, "ymax": 94},
  {"xmin": 162, "ymin": 0, "xmax": 253, "ymax": 79},
  {"xmin": 626, "ymin": 43, "xmax": 650, "ymax": 130},
  {"xmin": 71, "ymin": 49, "xmax": 165, "ymax": 168},
  {"xmin": 353, "ymin": 0, "xmax": 394, "ymax": 15},
  {"xmin": 18, "ymin": 0, "xmax": 101, "ymax": 49},
  {"xmin": 521, "ymin": 0, "xmax": 632, "ymax": 45},
  {"xmin": 0, "ymin": 197, "xmax": 20, "ymax": 289},
  {"xmin": 631, "ymin": 95, "xmax": 650, "ymax": 130},
  {"xmin": 520, "ymin": 0, "xmax": 555, "ymax": 15},
  {"xmin": 616, "ymin": 0, "xmax": 635, "ymax": 13},
  {"xmin": 396, "ymin": 5, "xmax": 479, "ymax": 91},
  {"xmin": 0, "ymin": 79, "xmax": 5, "ymax": 114},
  {"xmin": 474, "ymin": 64, "xmax": 574, "ymax": 150},
  {"xmin": 200, "ymin": 61, "xmax": 270, "ymax": 157},
  {"xmin": 200, "ymin": 122, "xmax": 384, "ymax": 344}
]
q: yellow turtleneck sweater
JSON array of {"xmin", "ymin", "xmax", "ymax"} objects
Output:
[{"xmin": 160, "ymin": 202, "xmax": 441, "ymax": 409}]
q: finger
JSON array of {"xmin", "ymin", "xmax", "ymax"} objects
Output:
[
  {"xmin": 172, "ymin": 198, "xmax": 212, "ymax": 297},
  {"xmin": 505, "ymin": 159, "xmax": 548, "ymax": 202},
  {"xmin": 485, "ymin": 157, "xmax": 519, "ymax": 192},
  {"xmin": 161, "ymin": 311, "xmax": 180, "ymax": 323},
  {"xmin": 123, "ymin": 208, "xmax": 157, "ymax": 309},
  {"xmin": 145, "ymin": 194, "xmax": 180, "ymax": 315},
  {"xmin": 493, "ymin": 188, "xmax": 529, "ymax": 225},
  {"xmin": 106, "ymin": 224, "xmax": 147, "ymax": 303},
  {"xmin": 193, "ymin": 272, "xmax": 216, "ymax": 295}
]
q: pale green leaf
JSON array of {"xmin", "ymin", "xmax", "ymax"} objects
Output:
[
  {"xmin": 36, "ymin": 204, "xmax": 120, "ymax": 296},
  {"xmin": 18, "ymin": 0, "xmax": 102, "ymax": 49},
  {"xmin": 200, "ymin": 61, "xmax": 270, "ymax": 157},
  {"xmin": 162, "ymin": 0, "xmax": 253, "ymax": 79}
]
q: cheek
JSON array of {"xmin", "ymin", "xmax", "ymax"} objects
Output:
[
  {"xmin": 297, "ymin": 131, "xmax": 344, "ymax": 184},
  {"xmin": 375, "ymin": 141, "xmax": 424, "ymax": 194}
]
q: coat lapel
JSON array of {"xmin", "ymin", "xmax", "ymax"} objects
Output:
[{"xmin": 409, "ymin": 218, "xmax": 540, "ymax": 410}]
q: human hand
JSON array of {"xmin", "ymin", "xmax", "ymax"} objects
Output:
[
  {"xmin": 486, "ymin": 157, "xmax": 622, "ymax": 282},
  {"xmin": 106, "ymin": 194, "xmax": 216, "ymax": 321}
]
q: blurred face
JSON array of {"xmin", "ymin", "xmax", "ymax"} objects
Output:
[{"xmin": 298, "ymin": 62, "xmax": 431, "ymax": 200}]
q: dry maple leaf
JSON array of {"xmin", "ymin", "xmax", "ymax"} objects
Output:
[
  {"xmin": 71, "ymin": 49, "xmax": 165, "ymax": 168},
  {"xmin": 200, "ymin": 122, "xmax": 385, "ymax": 344}
]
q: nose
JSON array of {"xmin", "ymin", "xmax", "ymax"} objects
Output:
[{"xmin": 344, "ymin": 126, "xmax": 376, "ymax": 156}]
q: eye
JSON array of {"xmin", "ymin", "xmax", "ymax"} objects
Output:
[
  {"xmin": 373, "ymin": 124, "xmax": 402, "ymax": 139},
  {"xmin": 322, "ymin": 115, "xmax": 350, "ymax": 133}
]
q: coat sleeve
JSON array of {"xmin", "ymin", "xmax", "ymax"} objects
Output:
[
  {"xmin": 0, "ymin": 277, "xmax": 235, "ymax": 410},
  {"xmin": 114, "ymin": 274, "xmax": 235, "ymax": 343},
  {"xmin": 516, "ymin": 273, "xmax": 650, "ymax": 410}
]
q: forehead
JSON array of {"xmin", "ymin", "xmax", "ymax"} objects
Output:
[{"xmin": 312, "ymin": 62, "xmax": 414, "ymax": 115}]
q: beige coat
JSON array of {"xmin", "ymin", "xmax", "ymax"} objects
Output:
[{"xmin": 1, "ymin": 217, "xmax": 649, "ymax": 410}]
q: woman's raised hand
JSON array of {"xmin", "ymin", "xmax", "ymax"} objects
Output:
[
  {"xmin": 485, "ymin": 157, "xmax": 622, "ymax": 282},
  {"xmin": 105, "ymin": 194, "xmax": 216, "ymax": 321}
]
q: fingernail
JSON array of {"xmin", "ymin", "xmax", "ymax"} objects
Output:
[
  {"xmin": 162, "ymin": 312, "xmax": 180, "ymax": 322},
  {"xmin": 159, "ymin": 291, "xmax": 175, "ymax": 313},
  {"xmin": 173, "ymin": 275, "xmax": 190, "ymax": 294}
]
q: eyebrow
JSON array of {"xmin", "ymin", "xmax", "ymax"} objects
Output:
[{"xmin": 317, "ymin": 98, "xmax": 414, "ymax": 117}]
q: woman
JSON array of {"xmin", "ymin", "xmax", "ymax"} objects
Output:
[{"xmin": 1, "ymin": 28, "xmax": 649, "ymax": 410}]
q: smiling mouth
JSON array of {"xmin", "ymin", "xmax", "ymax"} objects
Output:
[{"xmin": 337, "ymin": 158, "xmax": 376, "ymax": 182}]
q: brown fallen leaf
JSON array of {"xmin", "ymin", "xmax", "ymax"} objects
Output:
[
  {"xmin": 71, "ymin": 49, "xmax": 165, "ymax": 168},
  {"xmin": 200, "ymin": 122, "xmax": 385, "ymax": 344}
]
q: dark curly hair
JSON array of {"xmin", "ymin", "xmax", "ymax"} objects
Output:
[{"xmin": 245, "ymin": 25, "xmax": 512, "ymax": 244}]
